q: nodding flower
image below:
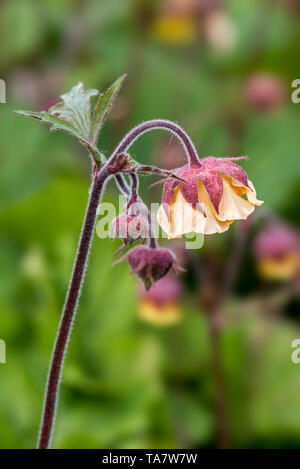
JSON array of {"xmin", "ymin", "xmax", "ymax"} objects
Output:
[
  {"xmin": 157, "ymin": 156, "xmax": 263, "ymax": 238},
  {"xmin": 253, "ymin": 223, "xmax": 300, "ymax": 281},
  {"xmin": 110, "ymin": 213, "xmax": 149, "ymax": 250},
  {"xmin": 138, "ymin": 275, "xmax": 183, "ymax": 326},
  {"xmin": 113, "ymin": 245, "xmax": 182, "ymax": 290}
]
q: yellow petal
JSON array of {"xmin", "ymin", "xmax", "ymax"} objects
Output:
[
  {"xmin": 257, "ymin": 253, "xmax": 299, "ymax": 281},
  {"xmin": 157, "ymin": 186, "xmax": 232, "ymax": 238},
  {"xmin": 139, "ymin": 300, "xmax": 181, "ymax": 326},
  {"xmin": 216, "ymin": 176, "xmax": 263, "ymax": 222},
  {"xmin": 151, "ymin": 16, "xmax": 197, "ymax": 45}
]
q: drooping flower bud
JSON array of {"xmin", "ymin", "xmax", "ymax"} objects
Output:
[
  {"xmin": 114, "ymin": 245, "xmax": 181, "ymax": 290},
  {"xmin": 110, "ymin": 213, "xmax": 149, "ymax": 250},
  {"xmin": 157, "ymin": 156, "xmax": 263, "ymax": 238},
  {"xmin": 253, "ymin": 223, "xmax": 300, "ymax": 281},
  {"xmin": 138, "ymin": 275, "xmax": 183, "ymax": 326},
  {"xmin": 244, "ymin": 74, "xmax": 285, "ymax": 112}
]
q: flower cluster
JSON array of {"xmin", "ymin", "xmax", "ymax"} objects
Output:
[
  {"xmin": 16, "ymin": 76, "xmax": 265, "ymax": 450},
  {"xmin": 112, "ymin": 155, "xmax": 263, "ymax": 292}
]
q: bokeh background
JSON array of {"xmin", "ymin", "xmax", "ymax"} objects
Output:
[{"xmin": 0, "ymin": 0, "xmax": 300, "ymax": 449}]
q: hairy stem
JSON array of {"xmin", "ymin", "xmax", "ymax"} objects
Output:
[
  {"xmin": 108, "ymin": 119, "xmax": 200, "ymax": 167},
  {"xmin": 111, "ymin": 119, "xmax": 200, "ymax": 237},
  {"xmin": 115, "ymin": 174, "xmax": 130, "ymax": 196},
  {"xmin": 127, "ymin": 173, "xmax": 139, "ymax": 208},
  {"xmin": 38, "ymin": 169, "xmax": 108, "ymax": 449}
]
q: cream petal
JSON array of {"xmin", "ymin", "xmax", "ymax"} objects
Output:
[
  {"xmin": 216, "ymin": 176, "xmax": 263, "ymax": 222},
  {"xmin": 157, "ymin": 187, "xmax": 232, "ymax": 238},
  {"xmin": 235, "ymin": 179, "xmax": 264, "ymax": 206}
]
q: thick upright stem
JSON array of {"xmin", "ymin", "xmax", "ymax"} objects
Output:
[{"xmin": 38, "ymin": 170, "xmax": 108, "ymax": 449}]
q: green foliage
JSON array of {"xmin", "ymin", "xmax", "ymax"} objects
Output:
[
  {"xmin": 0, "ymin": 0, "xmax": 44, "ymax": 68},
  {"xmin": 91, "ymin": 74, "xmax": 127, "ymax": 144},
  {"xmin": 15, "ymin": 77, "xmax": 126, "ymax": 166},
  {"xmin": 245, "ymin": 109, "xmax": 300, "ymax": 209}
]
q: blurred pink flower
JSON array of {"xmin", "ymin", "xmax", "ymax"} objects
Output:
[
  {"xmin": 253, "ymin": 223, "xmax": 300, "ymax": 280},
  {"xmin": 138, "ymin": 275, "xmax": 183, "ymax": 326},
  {"xmin": 244, "ymin": 74, "xmax": 286, "ymax": 112}
]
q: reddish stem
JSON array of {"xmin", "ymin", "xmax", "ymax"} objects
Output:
[
  {"xmin": 38, "ymin": 169, "xmax": 108, "ymax": 449},
  {"xmin": 108, "ymin": 119, "xmax": 200, "ymax": 168}
]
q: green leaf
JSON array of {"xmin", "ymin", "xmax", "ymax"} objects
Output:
[
  {"xmin": 14, "ymin": 110, "xmax": 80, "ymax": 138},
  {"xmin": 91, "ymin": 74, "xmax": 127, "ymax": 144},
  {"xmin": 50, "ymin": 82, "xmax": 98, "ymax": 138},
  {"xmin": 14, "ymin": 78, "xmax": 127, "ymax": 166},
  {"xmin": 14, "ymin": 82, "xmax": 103, "ymax": 164},
  {"xmin": 14, "ymin": 109, "xmax": 103, "ymax": 164}
]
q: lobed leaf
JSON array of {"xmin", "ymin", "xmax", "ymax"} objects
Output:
[
  {"xmin": 91, "ymin": 74, "xmax": 127, "ymax": 144},
  {"xmin": 49, "ymin": 82, "xmax": 98, "ymax": 138},
  {"xmin": 14, "ymin": 109, "xmax": 104, "ymax": 164},
  {"xmin": 14, "ymin": 78, "xmax": 127, "ymax": 166}
]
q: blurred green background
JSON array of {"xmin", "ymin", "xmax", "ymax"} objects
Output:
[{"xmin": 0, "ymin": 0, "xmax": 300, "ymax": 449}]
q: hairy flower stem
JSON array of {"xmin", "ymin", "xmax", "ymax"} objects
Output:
[
  {"xmin": 112, "ymin": 119, "xmax": 200, "ymax": 212},
  {"xmin": 38, "ymin": 169, "xmax": 109, "ymax": 449},
  {"xmin": 109, "ymin": 119, "xmax": 200, "ymax": 168}
]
